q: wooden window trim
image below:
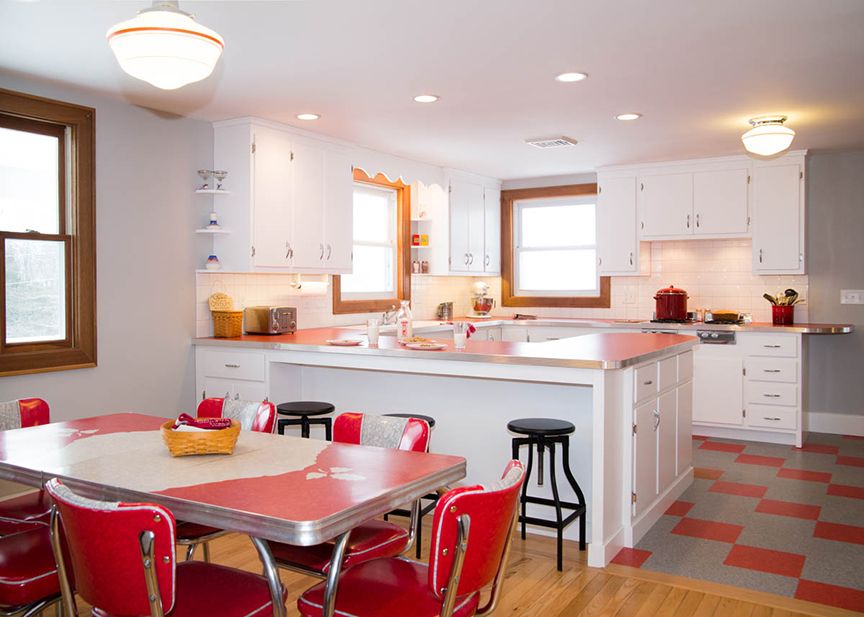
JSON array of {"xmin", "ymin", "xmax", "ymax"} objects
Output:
[
  {"xmin": 500, "ymin": 183, "xmax": 611, "ymax": 308},
  {"xmin": 0, "ymin": 88, "xmax": 96, "ymax": 376},
  {"xmin": 332, "ymin": 169, "xmax": 411, "ymax": 315}
]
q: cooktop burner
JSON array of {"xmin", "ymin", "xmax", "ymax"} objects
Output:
[{"xmin": 649, "ymin": 318, "xmax": 696, "ymax": 324}]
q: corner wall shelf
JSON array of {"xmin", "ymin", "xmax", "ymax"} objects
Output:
[{"xmin": 195, "ymin": 189, "xmax": 232, "ymax": 195}]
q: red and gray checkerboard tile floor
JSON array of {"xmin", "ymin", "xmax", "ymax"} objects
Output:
[{"xmin": 612, "ymin": 432, "xmax": 864, "ymax": 613}]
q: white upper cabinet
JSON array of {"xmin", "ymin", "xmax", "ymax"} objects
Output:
[
  {"xmin": 597, "ymin": 175, "xmax": 639, "ymax": 274},
  {"xmin": 322, "ymin": 151, "xmax": 354, "ymax": 273},
  {"xmin": 250, "ymin": 125, "xmax": 293, "ymax": 268},
  {"xmin": 752, "ymin": 156, "xmax": 805, "ymax": 274},
  {"xmin": 448, "ymin": 180, "xmax": 475, "ymax": 273},
  {"xmin": 693, "ymin": 168, "xmax": 749, "ymax": 235},
  {"xmin": 483, "ymin": 187, "xmax": 501, "ymax": 274},
  {"xmin": 448, "ymin": 176, "xmax": 500, "ymax": 275},
  {"xmin": 290, "ymin": 140, "xmax": 325, "ymax": 269},
  {"xmin": 638, "ymin": 172, "xmax": 693, "ymax": 238}
]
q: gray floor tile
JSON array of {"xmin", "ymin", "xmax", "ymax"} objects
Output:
[{"xmin": 800, "ymin": 538, "xmax": 864, "ymax": 590}]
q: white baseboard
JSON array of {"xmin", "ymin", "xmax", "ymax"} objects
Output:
[{"xmin": 806, "ymin": 412, "xmax": 864, "ymax": 436}]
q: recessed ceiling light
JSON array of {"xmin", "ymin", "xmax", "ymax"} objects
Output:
[
  {"xmin": 413, "ymin": 94, "xmax": 439, "ymax": 103},
  {"xmin": 555, "ymin": 72, "xmax": 588, "ymax": 83},
  {"xmin": 296, "ymin": 113, "xmax": 320, "ymax": 121},
  {"xmin": 616, "ymin": 113, "xmax": 642, "ymax": 121}
]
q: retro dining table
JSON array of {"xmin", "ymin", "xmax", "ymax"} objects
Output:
[{"xmin": 0, "ymin": 413, "xmax": 466, "ymax": 617}]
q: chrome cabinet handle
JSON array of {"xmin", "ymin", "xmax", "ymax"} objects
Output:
[
  {"xmin": 696, "ymin": 213, "xmax": 701, "ymax": 228},
  {"xmin": 464, "ymin": 253, "xmax": 469, "ymax": 265},
  {"xmin": 326, "ymin": 244, "xmax": 332, "ymax": 260},
  {"xmin": 763, "ymin": 344, "xmax": 781, "ymax": 349},
  {"xmin": 468, "ymin": 253, "xmax": 474, "ymax": 265},
  {"xmin": 652, "ymin": 410, "xmax": 660, "ymax": 430},
  {"xmin": 643, "ymin": 379, "xmax": 653, "ymax": 385},
  {"xmin": 763, "ymin": 416, "xmax": 782, "ymax": 421},
  {"xmin": 225, "ymin": 363, "xmax": 240, "ymax": 368},
  {"xmin": 759, "ymin": 248, "xmax": 763, "ymax": 263},
  {"xmin": 485, "ymin": 254, "xmax": 490, "ymax": 267},
  {"xmin": 319, "ymin": 244, "xmax": 325, "ymax": 260},
  {"xmin": 629, "ymin": 252, "xmax": 634, "ymax": 266},
  {"xmin": 764, "ymin": 369, "xmax": 782, "ymax": 373},
  {"xmin": 640, "ymin": 221, "xmax": 645, "ymax": 230},
  {"xmin": 763, "ymin": 393, "xmax": 781, "ymax": 398},
  {"xmin": 686, "ymin": 214, "xmax": 691, "ymax": 229}
]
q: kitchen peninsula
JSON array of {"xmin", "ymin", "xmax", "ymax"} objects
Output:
[{"xmin": 195, "ymin": 329, "xmax": 699, "ymax": 567}]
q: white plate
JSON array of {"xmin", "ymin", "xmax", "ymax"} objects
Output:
[
  {"xmin": 326, "ymin": 339, "xmax": 363, "ymax": 346},
  {"xmin": 405, "ymin": 342, "xmax": 447, "ymax": 351},
  {"xmin": 398, "ymin": 338, "xmax": 436, "ymax": 346}
]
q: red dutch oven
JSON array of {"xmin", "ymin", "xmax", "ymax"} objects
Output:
[{"xmin": 654, "ymin": 285, "xmax": 689, "ymax": 321}]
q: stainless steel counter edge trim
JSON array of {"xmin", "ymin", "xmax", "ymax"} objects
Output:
[{"xmin": 396, "ymin": 319, "xmax": 854, "ymax": 334}]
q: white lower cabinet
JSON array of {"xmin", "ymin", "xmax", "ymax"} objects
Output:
[
  {"xmin": 676, "ymin": 381, "xmax": 693, "ymax": 475},
  {"xmin": 692, "ymin": 344, "xmax": 744, "ymax": 425},
  {"xmin": 196, "ymin": 348, "xmax": 268, "ymax": 403}
]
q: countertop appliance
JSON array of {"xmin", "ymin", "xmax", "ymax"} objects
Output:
[
  {"xmin": 653, "ymin": 285, "xmax": 689, "ymax": 322},
  {"xmin": 470, "ymin": 281, "xmax": 495, "ymax": 317},
  {"xmin": 243, "ymin": 306, "xmax": 296, "ymax": 334},
  {"xmin": 436, "ymin": 302, "xmax": 454, "ymax": 320},
  {"xmin": 704, "ymin": 310, "xmax": 745, "ymax": 325}
]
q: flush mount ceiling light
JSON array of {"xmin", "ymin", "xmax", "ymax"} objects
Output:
[
  {"xmin": 742, "ymin": 115, "xmax": 796, "ymax": 156},
  {"xmin": 106, "ymin": 0, "xmax": 224, "ymax": 90},
  {"xmin": 555, "ymin": 72, "xmax": 588, "ymax": 82},
  {"xmin": 296, "ymin": 113, "xmax": 320, "ymax": 121},
  {"xmin": 616, "ymin": 113, "xmax": 642, "ymax": 121},
  {"xmin": 413, "ymin": 94, "xmax": 439, "ymax": 103}
]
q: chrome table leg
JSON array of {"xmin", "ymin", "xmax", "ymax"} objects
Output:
[
  {"xmin": 251, "ymin": 537, "xmax": 286, "ymax": 617},
  {"xmin": 322, "ymin": 530, "xmax": 352, "ymax": 617}
]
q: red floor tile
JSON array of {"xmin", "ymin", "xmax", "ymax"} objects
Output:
[
  {"xmin": 724, "ymin": 544, "xmax": 805, "ymax": 578},
  {"xmin": 735, "ymin": 453, "xmax": 786, "ymax": 467},
  {"xmin": 795, "ymin": 579, "xmax": 864, "ymax": 612},
  {"xmin": 709, "ymin": 480, "xmax": 768, "ymax": 498},
  {"xmin": 793, "ymin": 443, "xmax": 840, "ymax": 455},
  {"xmin": 827, "ymin": 483, "xmax": 864, "ymax": 500},
  {"xmin": 694, "ymin": 467, "xmax": 724, "ymax": 480},
  {"xmin": 665, "ymin": 501, "xmax": 695, "ymax": 517},
  {"xmin": 611, "ymin": 547, "xmax": 652, "ymax": 568},
  {"xmin": 672, "ymin": 517, "xmax": 743, "ymax": 543},
  {"xmin": 841, "ymin": 434, "xmax": 864, "ymax": 441},
  {"xmin": 776, "ymin": 468, "xmax": 832, "ymax": 483},
  {"xmin": 814, "ymin": 521, "xmax": 864, "ymax": 545},
  {"xmin": 755, "ymin": 498, "xmax": 821, "ymax": 520},
  {"xmin": 699, "ymin": 441, "xmax": 746, "ymax": 453},
  {"xmin": 692, "ymin": 435, "xmax": 709, "ymax": 441},
  {"xmin": 836, "ymin": 455, "xmax": 864, "ymax": 468}
]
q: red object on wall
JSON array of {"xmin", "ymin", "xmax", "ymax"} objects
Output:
[{"xmin": 654, "ymin": 285, "xmax": 689, "ymax": 321}]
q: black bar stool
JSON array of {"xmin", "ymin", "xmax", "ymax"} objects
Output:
[
  {"xmin": 508, "ymin": 417, "xmax": 587, "ymax": 571},
  {"xmin": 276, "ymin": 401, "xmax": 334, "ymax": 439},
  {"xmin": 383, "ymin": 413, "xmax": 438, "ymax": 558}
]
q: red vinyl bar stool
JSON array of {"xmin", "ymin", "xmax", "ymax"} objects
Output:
[
  {"xmin": 268, "ymin": 413, "xmax": 430, "ymax": 577},
  {"xmin": 45, "ymin": 477, "xmax": 286, "ymax": 617},
  {"xmin": 0, "ymin": 398, "xmax": 53, "ymax": 533},
  {"xmin": 175, "ymin": 397, "xmax": 276, "ymax": 562},
  {"xmin": 0, "ymin": 524, "xmax": 62, "ymax": 616},
  {"xmin": 297, "ymin": 461, "xmax": 526, "ymax": 617}
]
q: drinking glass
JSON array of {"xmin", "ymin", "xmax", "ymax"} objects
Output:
[
  {"xmin": 367, "ymin": 318, "xmax": 380, "ymax": 346},
  {"xmin": 453, "ymin": 322, "xmax": 469, "ymax": 350}
]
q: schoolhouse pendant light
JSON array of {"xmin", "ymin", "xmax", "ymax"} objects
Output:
[
  {"xmin": 741, "ymin": 115, "xmax": 795, "ymax": 156},
  {"xmin": 106, "ymin": 0, "xmax": 224, "ymax": 90}
]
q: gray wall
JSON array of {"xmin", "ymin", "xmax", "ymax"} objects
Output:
[
  {"xmin": 806, "ymin": 150, "xmax": 864, "ymax": 418},
  {"xmin": 0, "ymin": 75, "xmax": 212, "ymax": 421}
]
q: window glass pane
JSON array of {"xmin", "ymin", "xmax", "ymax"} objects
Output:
[
  {"xmin": 520, "ymin": 203, "xmax": 595, "ymax": 247},
  {"xmin": 353, "ymin": 186, "xmax": 394, "ymax": 244},
  {"xmin": 5, "ymin": 238, "xmax": 66, "ymax": 343},
  {"xmin": 518, "ymin": 249, "xmax": 597, "ymax": 292},
  {"xmin": 341, "ymin": 245, "xmax": 394, "ymax": 294},
  {"xmin": 0, "ymin": 127, "xmax": 60, "ymax": 234}
]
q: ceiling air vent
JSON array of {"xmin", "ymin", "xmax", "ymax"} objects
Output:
[{"xmin": 524, "ymin": 136, "xmax": 578, "ymax": 149}]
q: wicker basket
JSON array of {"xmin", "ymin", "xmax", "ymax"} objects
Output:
[
  {"xmin": 212, "ymin": 310, "xmax": 243, "ymax": 337},
  {"xmin": 208, "ymin": 292, "xmax": 234, "ymax": 311},
  {"xmin": 161, "ymin": 419, "xmax": 241, "ymax": 457}
]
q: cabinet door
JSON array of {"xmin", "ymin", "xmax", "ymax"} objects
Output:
[
  {"xmin": 693, "ymin": 168, "xmax": 749, "ymax": 235},
  {"xmin": 752, "ymin": 162, "xmax": 804, "ymax": 273},
  {"xmin": 449, "ymin": 181, "xmax": 471, "ymax": 272},
  {"xmin": 323, "ymin": 152, "xmax": 354, "ymax": 272},
  {"xmin": 467, "ymin": 184, "xmax": 486, "ymax": 272},
  {"xmin": 638, "ymin": 173, "xmax": 693, "ymax": 238},
  {"xmin": 483, "ymin": 187, "xmax": 501, "ymax": 273},
  {"xmin": 290, "ymin": 141, "xmax": 326, "ymax": 269},
  {"xmin": 692, "ymin": 346, "xmax": 744, "ymax": 425},
  {"xmin": 633, "ymin": 400, "xmax": 659, "ymax": 516},
  {"xmin": 676, "ymin": 381, "xmax": 693, "ymax": 475},
  {"xmin": 251, "ymin": 126, "xmax": 293, "ymax": 267},
  {"xmin": 597, "ymin": 176, "xmax": 638, "ymax": 274},
  {"xmin": 657, "ymin": 390, "xmax": 677, "ymax": 492}
]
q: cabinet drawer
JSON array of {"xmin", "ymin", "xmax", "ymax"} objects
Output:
[
  {"xmin": 678, "ymin": 351, "xmax": 694, "ymax": 383},
  {"xmin": 745, "ymin": 381, "xmax": 798, "ymax": 406},
  {"xmin": 658, "ymin": 357, "xmax": 677, "ymax": 391},
  {"xmin": 745, "ymin": 358, "xmax": 798, "ymax": 383},
  {"xmin": 201, "ymin": 350, "xmax": 266, "ymax": 381},
  {"xmin": 634, "ymin": 363, "xmax": 658, "ymax": 402},
  {"xmin": 747, "ymin": 404, "xmax": 797, "ymax": 430},
  {"xmin": 740, "ymin": 334, "xmax": 798, "ymax": 358}
]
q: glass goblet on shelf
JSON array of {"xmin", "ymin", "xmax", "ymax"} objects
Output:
[
  {"xmin": 212, "ymin": 170, "xmax": 228, "ymax": 191},
  {"xmin": 197, "ymin": 169, "xmax": 212, "ymax": 191}
]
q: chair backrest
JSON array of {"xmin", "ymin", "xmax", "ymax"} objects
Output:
[
  {"xmin": 45, "ymin": 478, "xmax": 177, "ymax": 615},
  {"xmin": 333, "ymin": 412, "xmax": 430, "ymax": 452},
  {"xmin": 196, "ymin": 397, "xmax": 276, "ymax": 433},
  {"xmin": 428, "ymin": 460, "xmax": 525, "ymax": 600},
  {"xmin": 0, "ymin": 398, "xmax": 50, "ymax": 430}
]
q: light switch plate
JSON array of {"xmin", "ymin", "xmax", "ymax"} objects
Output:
[{"xmin": 840, "ymin": 290, "xmax": 864, "ymax": 304}]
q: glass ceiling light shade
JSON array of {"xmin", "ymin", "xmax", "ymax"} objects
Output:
[
  {"xmin": 742, "ymin": 115, "xmax": 795, "ymax": 156},
  {"xmin": 106, "ymin": 1, "xmax": 224, "ymax": 90}
]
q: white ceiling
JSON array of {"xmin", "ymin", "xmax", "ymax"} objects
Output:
[{"xmin": 1, "ymin": 0, "xmax": 863, "ymax": 179}]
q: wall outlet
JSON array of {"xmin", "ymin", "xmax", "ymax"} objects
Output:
[{"xmin": 840, "ymin": 290, "xmax": 864, "ymax": 305}]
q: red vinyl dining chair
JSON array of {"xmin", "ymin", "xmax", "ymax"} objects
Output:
[
  {"xmin": 297, "ymin": 460, "xmax": 526, "ymax": 617},
  {"xmin": 45, "ymin": 477, "xmax": 285, "ymax": 617},
  {"xmin": 176, "ymin": 397, "xmax": 276, "ymax": 561},
  {"xmin": 0, "ymin": 398, "xmax": 53, "ymax": 534},
  {"xmin": 0, "ymin": 524, "xmax": 62, "ymax": 616},
  {"xmin": 269, "ymin": 412, "xmax": 431, "ymax": 577}
]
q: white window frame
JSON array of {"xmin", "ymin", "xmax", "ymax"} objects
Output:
[
  {"xmin": 342, "ymin": 182, "xmax": 398, "ymax": 300},
  {"xmin": 513, "ymin": 196, "xmax": 599, "ymax": 297}
]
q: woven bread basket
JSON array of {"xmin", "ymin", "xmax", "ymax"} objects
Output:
[
  {"xmin": 161, "ymin": 419, "xmax": 241, "ymax": 456},
  {"xmin": 208, "ymin": 292, "xmax": 234, "ymax": 311},
  {"xmin": 212, "ymin": 310, "xmax": 243, "ymax": 337}
]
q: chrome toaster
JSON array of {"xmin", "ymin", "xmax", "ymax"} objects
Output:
[{"xmin": 243, "ymin": 306, "xmax": 297, "ymax": 334}]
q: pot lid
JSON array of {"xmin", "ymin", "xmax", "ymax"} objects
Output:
[{"xmin": 655, "ymin": 284, "xmax": 688, "ymax": 295}]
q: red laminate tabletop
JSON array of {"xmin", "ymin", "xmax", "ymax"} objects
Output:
[{"xmin": 0, "ymin": 413, "xmax": 465, "ymax": 545}]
